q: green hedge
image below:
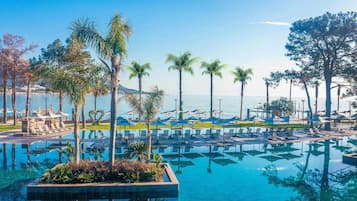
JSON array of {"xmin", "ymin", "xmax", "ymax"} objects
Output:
[{"xmin": 40, "ymin": 160, "xmax": 164, "ymax": 184}]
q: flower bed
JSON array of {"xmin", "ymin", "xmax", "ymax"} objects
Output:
[
  {"xmin": 40, "ymin": 160, "xmax": 163, "ymax": 184},
  {"xmin": 27, "ymin": 161, "xmax": 179, "ymax": 200}
]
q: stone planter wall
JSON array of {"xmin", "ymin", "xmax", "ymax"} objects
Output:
[{"xmin": 27, "ymin": 163, "xmax": 179, "ymax": 200}]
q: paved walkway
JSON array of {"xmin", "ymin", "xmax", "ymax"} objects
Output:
[{"xmin": 0, "ymin": 128, "xmax": 355, "ymax": 146}]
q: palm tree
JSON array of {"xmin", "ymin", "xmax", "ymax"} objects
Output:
[
  {"xmin": 125, "ymin": 86, "xmax": 164, "ymax": 162},
  {"xmin": 166, "ymin": 52, "xmax": 197, "ymax": 120},
  {"xmin": 55, "ymin": 66, "xmax": 94, "ymax": 164},
  {"xmin": 232, "ymin": 67, "xmax": 253, "ymax": 119},
  {"xmin": 72, "ymin": 15, "xmax": 132, "ymax": 167},
  {"xmin": 126, "ymin": 142, "xmax": 147, "ymax": 162},
  {"xmin": 127, "ymin": 61, "xmax": 151, "ymax": 119},
  {"xmin": 90, "ymin": 69, "xmax": 109, "ymax": 125},
  {"xmin": 201, "ymin": 60, "xmax": 226, "ymax": 118}
]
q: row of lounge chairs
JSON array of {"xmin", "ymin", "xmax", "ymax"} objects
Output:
[
  {"xmin": 116, "ymin": 127, "xmax": 301, "ymax": 144},
  {"xmin": 29, "ymin": 121, "xmax": 70, "ymax": 135}
]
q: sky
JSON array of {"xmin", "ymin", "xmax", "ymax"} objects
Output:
[{"xmin": 1, "ymin": 0, "xmax": 356, "ymax": 98}]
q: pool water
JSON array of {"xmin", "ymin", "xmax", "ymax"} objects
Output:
[{"xmin": 0, "ymin": 130, "xmax": 356, "ymax": 201}]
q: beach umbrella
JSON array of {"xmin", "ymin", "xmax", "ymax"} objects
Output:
[
  {"xmin": 116, "ymin": 116, "xmax": 134, "ymax": 126},
  {"xmin": 230, "ymin": 116, "xmax": 240, "ymax": 121},
  {"xmin": 351, "ymin": 113, "xmax": 357, "ymax": 120},
  {"xmin": 170, "ymin": 119, "xmax": 192, "ymax": 127},
  {"xmin": 335, "ymin": 114, "xmax": 347, "ymax": 121},
  {"xmin": 150, "ymin": 118, "xmax": 167, "ymax": 127},
  {"xmin": 185, "ymin": 116, "xmax": 199, "ymax": 121},
  {"xmin": 161, "ymin": 116, "xmax": 175, "ymax": 122}
]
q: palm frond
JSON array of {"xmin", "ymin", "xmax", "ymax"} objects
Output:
[
  {"xmin": 71, "ymin": 18, "xmax": 112, "ymax": 59},
  {"xmin": 107, "ymin": 14, "xmax": 132, "ymax": 57}
]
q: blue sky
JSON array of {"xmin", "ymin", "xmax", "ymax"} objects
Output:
[{"xmin": 1, "ymin": 0, "xmax": 356, "ymax": 97}]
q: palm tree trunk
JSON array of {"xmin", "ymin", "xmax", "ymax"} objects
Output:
[
  {"xmin": 179, "ymin": 70, "xmax": 183, "ymax": 120},
  {"xmin": 2, "ymin": 78, "xmax": 7, "ymax": 123},
  {"xmin": 146, "ymin": 123, "xmax": 151, "ymax": 162},
  {"xmin": 94, "ymin": 94, "xmax": 97, "ymax": 124},
  {"xmin": 11, "ymin": 78, "xmax": 16, "ymax": 125},
  {"xmin": 81, "ymin": 99, "xmax": 86, "ymax": 128},
  {"xmin": 289, "ymin": 79, "xmax": 292, "ymax": 102},
  {"xmin": 81, "ymin": 130, "xmax": 85, "ymax": 160},
  {"xmin": 210, "ymin": 73, "xmax": 213, "ymax": 119},
  {"xmin": 59, "ymin": 91, "xmax": 63, "ymax": 124},
  {"xmin": 74, "ymin": 103, "xmax": 80, "ymax": 164},
  {"xmin": 265, "ymin": 82, "xmax": 269, "ymax": 118},
  {"xmin": 302, "ymin": 80, "xmax": 313, "ymax": 128},
  {"xmin": 109, "ymin": 56, "xmax": 122, "ymax": 168},
  {"xmin": 25, "ymin": 79, "xmax": 31, "ymax": 133},
  {"xmin": 315, "ymin": 82, "xmax": 319, "ymax": 114},
  {"xmin": 240, "ymin": 82, "xmax": 244, "ymax": 120},
  {"xmin": 324, "ymin": 76, "xmax": 332, "ymax": 130},
  {"xmin": 138, "ymin": 76, "xmax": 142, "ymax": 120}
]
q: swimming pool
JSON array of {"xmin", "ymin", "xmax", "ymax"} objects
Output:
[{"xmin": 0, "ymin": 130, "xmax": 356, "ymax": 200}]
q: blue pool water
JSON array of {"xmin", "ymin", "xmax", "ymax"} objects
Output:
[{"xmin": 0, "ymin": 130, "xmax": 356, "ymax": 201}]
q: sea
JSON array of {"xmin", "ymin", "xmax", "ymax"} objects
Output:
[{"xmin": 0, "ymin": 93, "xmax": 353, "ymax": 121}]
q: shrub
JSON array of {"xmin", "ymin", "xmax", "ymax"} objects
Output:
[{"xmin": 40, "ymin": 160, "xmax": 164, "ymax": 184}]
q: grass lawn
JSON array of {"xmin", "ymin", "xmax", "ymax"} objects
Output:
[{"xmin": 0, "ymin": 124, "xmax": 21, "ymax": 132}]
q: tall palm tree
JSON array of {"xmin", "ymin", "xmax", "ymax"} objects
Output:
[
  {"xmin": 166, "ymin": 52, "xmax": 197, "ymax": 120},
  {"xmin": 232, "ymin": 67, "xmax": 253, "ymax": 119},
  {"xmin": 71, "ymin": 14, "xmax": 132, "ymax": 167},
  {"xmin": 125, "ymin": 87, "xmax": 164, "ymax": 162},
  {"xmin": 201, "ymin": 60, "xmax": 226, "ymax": 119},
  {"xmin": 62, "ymin": 37, "xmax": 92, "ymax": 129},
  {"xmin": 54, "ymin": 65, "xmax": 94, "ymax": 164},
  {"xmin": 127, "ymin": 61, "xmax": 151, "ymax": 119}
]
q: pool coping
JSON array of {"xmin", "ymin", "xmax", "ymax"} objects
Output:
[{"xmin": 27, "ymin": 163, "xmax": 179, "ymax": 200}]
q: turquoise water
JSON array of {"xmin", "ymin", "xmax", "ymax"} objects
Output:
[{"xmin": 0, "ymin": 130, "xmax": 356, "ymax": 200}]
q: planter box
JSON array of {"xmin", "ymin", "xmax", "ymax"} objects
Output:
[{"xmin": 27, "ymin": 163, "xmax": 179, "ymax": 200}]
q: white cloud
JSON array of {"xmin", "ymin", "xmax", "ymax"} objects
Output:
[{"xmin": 260, "ymin": 21, "xmax": 291, "ymax": 26}]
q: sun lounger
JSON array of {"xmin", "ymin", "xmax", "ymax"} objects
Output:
[
  {"xmin": 255, "ymin": 128, "xmax": 261, "ymax": 136},
  {"xmin": 308, "ymin": 128, "xmax": 322, "ymax": 137},
  {"xmin": 159, "ymin": 130, "xmax": 169, "ymax": 140},
  {"xmin": 151, "ymin": 130, "xmax": 158, "ymax": 140},
  {"xmin": 43, "ymin": 125, "xmax": 53, "ymax": 134},
  {"xmin": 194, "ymin": 129, "xmax": 201, "ymax": 137},
  {"xmin": 211, "ymin": 129, "xmax": 221, "ymax": 138},
  {"xmin": 139, "ymin": 130, "xmax": 147, "ymax": 140},
  {"xmin": 60, "ymin": 122, "xmax": 71, "ymax": 131},
  {"xmin": 55, "ymin": 122, "xmax": 66, "ymax": 132},
  {"xmin": 184, "ymin": 129, "xmax": 191, "ymax": 139},
  {"xmin": 200, "ymin": 129, "xmax": 211, "ymax": 139},
  {"xmin": 237, "ymin": 128, "xmax": 244, "ymax": 137},
  {"xmin": 227, "ymin": 128, "xmax": 234, "ymax": 136}
]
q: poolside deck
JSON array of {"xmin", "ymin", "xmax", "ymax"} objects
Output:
[{"xmin": 0, "ymin": 128, "xmax": 355, "ymax": 147}]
